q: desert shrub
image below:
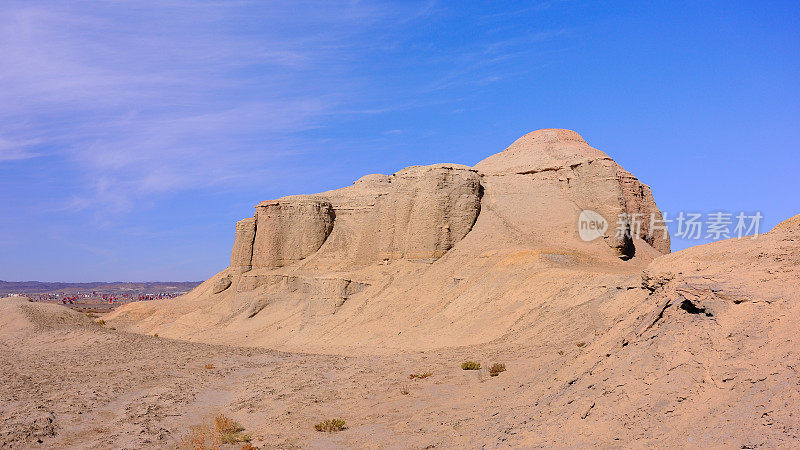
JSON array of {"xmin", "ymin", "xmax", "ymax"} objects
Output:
[
  {"xmin": 179, "ymin": 415, "xmax": 250, "ymax": 449},
  {"xmin": 181, "ymin": 422, "xmax": 217, "ymax": 449},
  {"xmin": 215, "ymin": 415, "xmax": 251, "ymax": 444},
  {"xmin": 96, "ymin": 319, "xmax": 106, "ymax": 326},
  {"xmin": 222, "ymin": 430, "xmax": 245, "ymax": 441},
  {"xmin": 204, "ymin": 364, "xmax": 215, "ymax": 370},
  {"xmin": 400, "ymin": 386, "xmax": 409, "ymax": 395},
  {"xmin": 461, "ymin": 361, "xmax": 481, "ymax": 370},
  {"xmin": 488, "ymin": 363, "xmax": 506, "ymax": 377},
  {"xmin": 315, "ymin": 419, "xmax": 346, "ymax": 432},
  {"xmin": 408, "ymin": 372, "xmax": 432, "ymax": 380},
  {"xmin": 576, "ymin": 341, "xmax": 586, "ymax": 348},
  {"xmin": 154, "ymin": 333, "xmax": 159, "ymax": 337},
  {"xmin": 215, "ymin": 415, "xmax": 243, "ymax": 433},
  {"xmin": 557, "ymin": 350, "xmax": 565, "ymax": 355}
]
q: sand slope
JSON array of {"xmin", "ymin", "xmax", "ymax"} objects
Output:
[{"xmin": 514, "ymin": 214, "xmax": 800, "ymax": 446}]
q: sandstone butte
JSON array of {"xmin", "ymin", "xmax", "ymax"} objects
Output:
[
  {"xmin": 105, "ymin": 128, "xmax": 673, "ymax": 352},
  {"xmin": 3, "ymin": 129, "xmax": 798, "ymax": 447}
]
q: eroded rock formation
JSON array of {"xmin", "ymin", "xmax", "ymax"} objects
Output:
[
  {"xmin": 230, "ymin": 218, "xmax": 255, "ymax": 273},
  {"xmin": 230, "ymin": 130, "xmax": 666, "ymax": 272},
  {"xmin": 109, "ymin": 128, "xmax": 673, "ymax": 352},
  {"xmin": 232, "ymin": 163, "xmax": 483, "ymax": 270},
  {"xmin": 474, "ymin": 128, "xmax": 670, "ymax": 258},
  {"xmin": 251, "ymin": 197, "xmax": 335, "ymax": 269}
]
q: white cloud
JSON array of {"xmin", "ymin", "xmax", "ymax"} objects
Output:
[
  {"xmin": 0, "ymin": 0, "xmax": 563, "ymax": 213},
  {"xmin": 0, "ymin": 134, "xmax": 42, "ymax": 161},
  {"xmin": 0, "ymin": 0, "xmax": 408, "ymax": 210}
]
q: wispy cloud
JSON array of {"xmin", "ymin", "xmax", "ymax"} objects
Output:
[
  {"xmin": 0, "ymin": 1, "xmax": 419, "ymax": 210},
  {"xmin": 0, "ymin": 0, "xmax": 563, "ymax": 214},
  {"xmin": 0, "ymin": 137, "xmax": 41, "ymax": 161}
]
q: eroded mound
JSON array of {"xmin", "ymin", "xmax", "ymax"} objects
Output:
[
  {"xmin": 107, "ymin": 129, "xmax": 672, "ymax": 352},
  {"xmin": 0, "ymin": 297, "xmax": 96, "ymax": 338},
  {"xmin": 522, "ymin": 214, "xmax": 800, "ymax": 446}
]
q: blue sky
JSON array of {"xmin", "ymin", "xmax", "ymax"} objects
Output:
[{"xmin": 0, "ymin": 0, "xmax": 797, "ymax": 282}]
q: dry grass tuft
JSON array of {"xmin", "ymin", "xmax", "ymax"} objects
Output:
[
  {"xmin": 314, "ymin": 419, "xmax": 346, "ymax": 432},
  {"xmin": 576, "ymin": 341, "xmax": 586, "ymax": 348},
  {"xmin": 153, "ymin": 333, "xmax": 159, "ymax": 338},
  {"xmin": 204, "ymin": 364, "xmax": 215, "ymax": 370},
  {"xmin": 179, "ymin": 415, "xmax": 251, "ymax": 449},
  {"xmin": 461, "ymin": 361, "xmax": 481, "ymax": 370},
  {"xmin": 488, "ymin": 363, "xmax": 506, "ymax": 377},
  {"xmin": 400, "ymin": 385, "xmax": 410, "ymax": 395},
  {"xmin": 181, "ymin": 422, "xmax": 216, "ymax": 449},
  {"xmin": 215, "ymin": 415, "xmax": 251, "ymax": 444},
  {"xmin": 214, "ymin": 415, "xmax": 243, "ymax": 434},
  {"xmin": 96, "ymin": 319, "xmax": 106, "ymax": 326},
  {"xmin": 408, "ymin": 372, "xmax": 432, "ymax": 380},
  {"xmin": 558, "ymin": 350, "xmax": 565, "ymax": 355}
]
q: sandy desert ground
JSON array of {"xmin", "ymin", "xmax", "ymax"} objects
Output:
[{"xmin": 2, "ymin": 130, "xmax": 798, "ymax": 448}]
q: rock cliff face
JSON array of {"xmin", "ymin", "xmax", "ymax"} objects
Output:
[
  {"xmin": 108, "ymin": 129, "xmax": 672, "ymax": 352},
  {"xmin": 230, "ymin": 163, "xmax": 483, "ymax": 269},
  {"xmin": 371, "ymin": 164, "xmax": 482, "ymax": 261},
  {"xmin": 230, "ymin": 218, "xmax": 255, "ymax": 274},
  {"xmin": 231, "ymin": 129, "xmax": 666, "ymax": 271},
  {"xmin": 251, "ymin": 197, "xmax": 334, "ymax": 269},
  {"xmin": 474, "ymin": 129, "xmax": 669, "ymax": 257}
]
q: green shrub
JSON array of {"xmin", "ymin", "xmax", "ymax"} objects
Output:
[{"xmin": 461, "ymin": 361, "xmax": 481, "ymax": 370}]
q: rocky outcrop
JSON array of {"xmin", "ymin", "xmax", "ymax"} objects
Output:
[
  {"xmin": 94, "ymin": 132, "xmax": 800, "ymax": 448},
  {"xmin": 372, "ymin": 164, "xmax": 481, "ymax": 261},
  {"xmin": 230, "ymin": 217, "xmax": 256, "ymax": 273},
  {"xmin": 211, "ymin": 276, "xmax": 232, "ymax": 294},
  {"xmin": 110, "ymin": 128, "xmax": 673, "ymax": 352},
  {"xmin": 231, "ymin": 163, "xmax": 482, "ymax": 270},
  {"xmin": 225, "ymin": 128, "xmax": 667, "ymax": 282},
  {"xmin": 474, "ymin": 129, "xmax": 670, "ymax": 259},
  {"xmin": 617, "ymin": 168, "xmax": 670, "ymax": 254},
  {"xmin": 240, "ymin": 274, "xmax": 370, "ymax": 318},
  {"xmin": 251, "ymin": 197, "xmax": 335, "ymax": 269}
]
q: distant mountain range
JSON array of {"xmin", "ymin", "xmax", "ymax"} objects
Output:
[{"xmin": 0, "ymin": 280, "xmax": 201, "ymax": 295}]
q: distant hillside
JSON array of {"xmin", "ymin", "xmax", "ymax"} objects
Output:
[{"xmin": 0, "ymin": 280, "xmax": 201, "ymax": 295}]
